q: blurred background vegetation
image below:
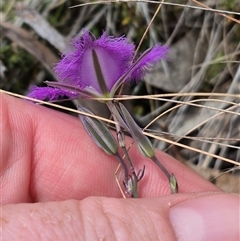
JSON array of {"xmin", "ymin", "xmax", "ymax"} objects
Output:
[{"xmin": 1, "ymin": 0, "xmax": 240, "ymax": 193}]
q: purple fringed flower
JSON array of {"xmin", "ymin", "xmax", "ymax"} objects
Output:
[
  {"xmin": 27, "ymin": 86, "xmax": 78, "ymax": 101},
  {"xmin": 28, "ymin": 30, "xmax": 168, "ymax": 100}
]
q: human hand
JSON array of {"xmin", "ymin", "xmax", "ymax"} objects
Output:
[{"xmin": 1, "ymin": 93, "xmax": 239, "ymax": 240}]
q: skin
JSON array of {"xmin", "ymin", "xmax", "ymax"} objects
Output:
[{"xmin": 1, "ymin": 93, "xmax": 239, "ymax": 241}]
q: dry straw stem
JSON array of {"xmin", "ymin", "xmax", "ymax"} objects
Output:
[
  {"xmin": 144, "ymin": 132, "xmax": 239, "ymax": 166},
  {"xmin": 73, "ymin": 0, "xmax": 240, "ymax": 22},
  {"xmin": 2, "ymin": 89, "xmax": 239, "ymax": 168},
  {"xmin": 2, "ymin": 88, "xmax": 239, "ymax": 193},
  {"xmin": 0, "ymin": 90, "xmax": 115, "ymax": 125}
]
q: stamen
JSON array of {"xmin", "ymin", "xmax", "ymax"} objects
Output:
[{"xmin": 92, "ymin": 49, "xmax": 109, "ymax": 95}]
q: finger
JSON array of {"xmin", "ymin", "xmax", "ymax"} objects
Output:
[
  {"xmin": 2, "ymin": 193, "xmax": 239, "ymax": 241},
  {"xmin": 1, "ymin": 93, "xmax": 219, "ymax": 204}
]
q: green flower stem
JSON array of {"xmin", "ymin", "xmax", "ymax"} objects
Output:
[
  {"xmin": 150, "ymin": 156, "xmax": 170, "ymax": 179},
  {"xmin": 78, "ymin": 106, "xmax": 129, "ymax": 191},
  {"xmin": 115, "ymin": 153, "xmax": 129, "ymax": 186},
  {"xmin": 122, "ymin": 146, "xmax": 139, "ymax": 198},
  {"xmin": 151, "ymin": 156, "xmax": 178, "ymax": 194},
  {"xmin": 107, "ymin": 101, "xmax": 139, "ymax": 198}
]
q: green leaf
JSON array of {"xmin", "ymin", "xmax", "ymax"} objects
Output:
[
  {"xmin": 118, "ymin": 102, "xmax": 155, "ymax": 158},
  {"xmin": 78, "ymin": 106, "xmax": 118, "ymax": 155},
  {"xmin": 170, "ymin": 174, "xmax": 178, "ymax": 194},
  {"xmin": 108, "ymin": 101, "xmax": 155, "ymax": 158}
]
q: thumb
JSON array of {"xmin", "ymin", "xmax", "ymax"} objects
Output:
[
  {"xmin": 169, "ymin": 193, "xmax": 239, "ymax": 241},
  {"xmin": 2, "ymin": 193, "xmax": 239, "ymax": 241}
]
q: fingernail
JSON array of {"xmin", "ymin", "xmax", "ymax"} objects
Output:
[{"xmin": 169, "ymin": 194, "xmax": 240, "ymax": 241}]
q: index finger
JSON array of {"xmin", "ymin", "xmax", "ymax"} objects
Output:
[{"xmin": 0, "ymin": 93, "xmax": 219, "ymax": 204}]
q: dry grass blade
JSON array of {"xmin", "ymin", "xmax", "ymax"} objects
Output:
[
  {"xmin": 191, "ymin": 0, "xmax": 240, "ymax": 24},
  {"xmin": 2, "ymin": 88, "xmax": 239, "ymax": 193},
  {"xmin": 144, "ymin": 131, "xmax": 239, "ymax": 166},
  {"xmin": 72, "ymin": 1, "xmax": 240, "ymax": 17},
  {"xmin": 15, "ymin": 3, "xmax": 66, "ymax": 52},
  {"xmin": 0, "ymin": 90, "xmax": 115, "ymax": 124},
  {"xmin": 1, "ymin": 22, "xmax": 58, "ymax": 77}
]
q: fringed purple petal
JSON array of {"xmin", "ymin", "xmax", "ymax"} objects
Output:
[
  {"xmin": 92, "ymin": 32, "xmax": 134, "ymax": 90},
  {"xmin": 27, "ymin": 86, "xmax": 78, "ymax": 101},
  {"xmin": 128, "ymin": 45, "xmax": 169, "ymax": 81},
  {"xmin": 30, "ymin": 31, "xmax": 169, "ymax": 99},
  {"xmin": 54, "ymin": 30, "xmax": 135, "ymax": 93}
]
